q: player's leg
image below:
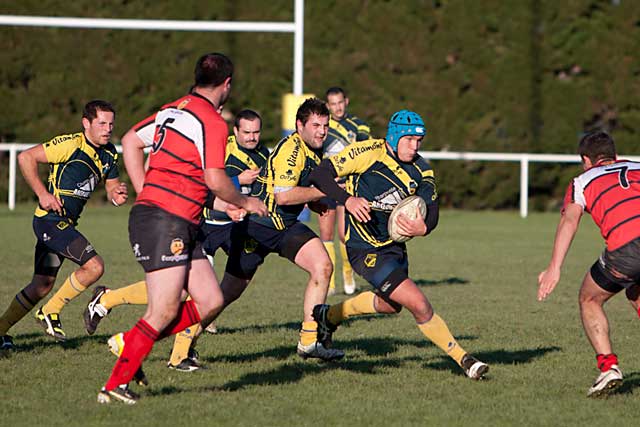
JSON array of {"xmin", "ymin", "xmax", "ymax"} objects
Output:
[
  {"xmin": 84, "ymin": 280, "xmax": 148, "ymax": 335},
  {"xmin": 336, "ymin": 205, "xmax": 356, "ymax": 295},
  {"xmin": 318, "ymin": 204, "xmax": 337, "ymax": 295},
  {"xmin": 34, "ymin": 221, "xmax": 104, "ymax": 339},
  {"xmin": 286, "ymin": 225, "xmax": 343, "ymax": 361},
  {"xmin": 580, "ymin": 265, "xmax": 623, "ymax": 397},
  {"xmin": 0, "ymin": 273, "xmax": 57, "ymax": 350}
]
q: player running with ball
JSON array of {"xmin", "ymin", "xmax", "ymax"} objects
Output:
[{"xmin": 309, "ymin": 110, "xmax": 489, "ymax": 379}]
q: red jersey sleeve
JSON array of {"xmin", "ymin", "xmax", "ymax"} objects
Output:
[{"xmin": 560, "ymin": 181, "xmax": 574, "ymax": 215}]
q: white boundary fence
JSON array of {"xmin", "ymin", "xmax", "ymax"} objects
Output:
[{"xmin": 4, "ymin": 143, "xmax": 639, "ymax": 217}]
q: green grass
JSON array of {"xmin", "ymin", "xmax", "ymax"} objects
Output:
[{"xmin": 0, "ymin": 205, "xmax": 638, "ymax": 426}]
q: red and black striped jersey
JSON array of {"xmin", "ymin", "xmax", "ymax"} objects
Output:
[
  {"xmin": 133, "ymin": 93, "xmax": 227, "ymax": 223},
  {"xmin": 563, "ymin": 160, "xmax": 640, "ymax": 250}
]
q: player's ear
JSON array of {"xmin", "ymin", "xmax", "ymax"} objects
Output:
[
  {"xmin": 81, "ymin": 117, "xmax": 91, "ymax": 131},
  {"xmin": 344, "ymin": 97, "xmax": 350, "ymax": 107}
]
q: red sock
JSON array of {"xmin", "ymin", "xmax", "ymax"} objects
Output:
[
  {"xmin": 596, "ymin": 353, "xmax": 618, "ymax": 372},
  {"xmin": 104, "ymin": 319, "xmax": 159, "ymax": 391},
  {"xmin": 160, "ymin": 300, "xmax": 202, "ymax": 338}
]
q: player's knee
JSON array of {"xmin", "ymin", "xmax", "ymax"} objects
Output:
[
  {"xmin": 312, "ymin": 259, "xmax": 333, "ymax": 284},
  {"xmin": 81, "ymin": 256, "xmax": 104, "ymax": 280}
]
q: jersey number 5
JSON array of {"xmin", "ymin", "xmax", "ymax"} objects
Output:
[
  {"xmin": 606, "ymin": 165, "xmax": 630, "ymax": 189},
  {"xmin": 152, "ymin": 118, "xmax": 175, "ymax": 153}
]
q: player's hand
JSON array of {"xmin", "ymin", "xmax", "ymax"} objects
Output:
[
  {"xmin": 39, "ymin": 192, "xmax": 63, "ymax": 215},
  {"xmin": 308, "ymin": 200, "xmax": 329, "ymax": 216},
  {"xmin": 395, "ymin": 213, "xmax": 427, "ymax": 237},
  {"xmin": 111, "ymin": 183, "xmax": 128, "ymax": 207},
  {"xmin": 242, "ymin": 196, "xmax": 268, "ymax": 217},
  {"xmin": 537, "ymin": 267, "xmax": 560, "ymax": 301},
  {"xmin": 237, "ymin": 169, "xmax": 260, "ymax": 185},
  {"xmin": 225, "ymin": 203, "xmax": 247, "ymax": 222},
  {"xmin": 345, "ymin": 196, "xmax": 371, "ymax": 223}
]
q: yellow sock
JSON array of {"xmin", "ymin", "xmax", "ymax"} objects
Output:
[
  {"xmin": 327, "ymin": 291, "xmax": 376, "ymax": 325},
  {"xmin": 323, "ymin": 241, "xmax": 336, "ymax": 291},
  {"xmin": 417, "ymin": 313, "xmax": 467, "ymax": 365},
  {"xmin": 169, "ymin": 323, "xmax": 201, "ymax": 366},
  {"xmin": 299, "ymin": 321, "xmax": 318, "ymax": 345},
  {"xmin": 339, "ymin": 242, "xmax": 353, "ymax": 278},
  {"xmin": 42, "ymin": 272, "xmax": 88, "ymax": 315},
  {"xmin": 100, "ymin": 280, "xmax": 148, "ymax": 309},
  {"xmin": 0, "ymin": 290, "xmax": 36, "ymax": 335}
]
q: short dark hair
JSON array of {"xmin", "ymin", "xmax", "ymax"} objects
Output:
[
  {"xmin": 194, "ymin": 53, "xmax": 233, "ymax": 88},
  {"xmin": 578, "ymin": 131, "xmax": 616, "ymax": 164},
  {"xmin": 82, "ymin": 100, "xmax": 115, "ymax": 122},
  {"xmin": 234, "ymin": 109, "xmax": 262, "ymax": 129},
  {"xmin": 296, "ymin": 97, "xmax": 330, "ymax": 126},
  {"xmin": 325, "ymin": 86, "xmax": 346, "ymax": 98}
]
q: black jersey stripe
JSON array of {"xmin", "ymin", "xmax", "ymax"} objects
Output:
[
  {"xmin": 143, "ymin": 183, "xmax": 204, "ymax": 207},
  {"xmin": 590, "ymin": 180, "xmax": 640, "ymax": 211},
  {"xmin": 158, "ymin": 147, "xmax": 201, "ymax": 170},
  {"xmin": 152, "ymin": 167, "xmax": 207, "ymax": 188},
  {"xmin": 604, "ymin": 214, "xmax": 640, "ymax": 239},
  {"xmin": 601, "ymin": 195, "xmax": 640, "ymax": 222}
]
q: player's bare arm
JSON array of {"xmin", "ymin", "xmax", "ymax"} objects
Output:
[
  {"xmin": 537, "ymin": 203, "xmax": 583, "ymax": 301},
  {"xmin": 18, "ymin": 144, "xmax": 63, "ymax": 215},
  {"xmin": 105, "ymin": 178, "xmax": 128, "ymax": 207},
  {"xmin": 274, "ymin": 186, "xmax": 325, "ymax": 206},
  {"xmin": 205, "ymin": 168, "xmax": 267, "ymax": 216},
  {"xmin": 122, "ymin": 129, "xmax": 147, "ymax": 194}
]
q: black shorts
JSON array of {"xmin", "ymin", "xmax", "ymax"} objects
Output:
[
  {"xmin": 348, "ymin": 243, "xmax": 409, "ymax": 298},
  {"xmin": 32, "ymin": 217, "xmax": 98, "ymax": 276},
  {"xmin": 225, "ymin": 220, "xmax": 318, "ymax": 280},
  {"xmin": 129, "ymin": 205, "xmax": 206, "ymax": 273},
  {"xmin": 200, "ymin": 221, "xmax": 233, "ymax": 257},
  {"xmin": 590, "ymin": 237, "xmax": 640, "ymax": 293}
]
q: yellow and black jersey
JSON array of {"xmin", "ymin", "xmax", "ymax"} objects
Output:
[
  {"xmin": 328, "ymin": 139, "xmax": 437, "ymax": 249},
  {"xmin": 35, "ymin": 132, "xmax": 119, "ymax": 223},
  {"xmin": 323, "ymin": 112, "xmax": 371, "ymax": 158},
  {"xmin": 203, "ymin": 135, "xmax": 270, "ymax": 223},
  {"xmin": 250, "ymin": 132, "xmax": 322, "ymax": 230}
]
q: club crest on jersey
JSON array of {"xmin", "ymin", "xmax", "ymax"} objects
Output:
[
  {"xmin": 177, "ymin": 99, "xmax": 191, "ymax": 110},
  {"xmin": 364, "ymin": 254, "xmax": 377, "ymax": 268},
  {"xmin": 56, "ymin": 221, "xmax": 70, "ymax": 230},
  {"xmin": 170, "ymin": 238, "xmax": 185, "ymax": 255}
]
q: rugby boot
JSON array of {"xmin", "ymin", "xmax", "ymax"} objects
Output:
[
  {"xmin": 296, "ymin": 341, "xmax": 344, "ymax": 361},
  {"xmin": 461, "ymin": 354, "xmax": 489, "ymax": 380},
  {"xmin": 312, "ymin": 304, "xmax": 338, "ymax": 349},
  {"xmin": 97, "ymin": 384, "xmax": 139, "ymax": 405},
  {"xmin": 34, "ymin": 308, "xmax": 66, "ymax": 342},
  {"xmin": 588, "ymin": 365, "xmax": 623, "ymax": 398},
  {"xmin": 83, "ymin": 286, "xmax": 111, "ymax": 335}
]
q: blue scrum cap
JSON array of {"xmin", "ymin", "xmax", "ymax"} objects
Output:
[{"xmin": 385, "ymin": 110, "xmax": 426, "ymax": 151}]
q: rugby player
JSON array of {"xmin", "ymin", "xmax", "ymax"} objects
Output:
[
  {"xmin": 309, "ymin": 110, "xmax": 489, "ymax": 380},
  {"xmin": 538, "ymin": 131, "xmax": 640, "ymax": 397},
  {"xmin": 320, "ymin": 87, "xmax": 371, "ymax": 296},
  {"xmin": 0, "ymin": 100, "xmax": 126, "ymax": 349},
  {"xmin": 218, "ymin": 97, "xmax": 344, "ymax": 361},
  {"xmin": 98, "ymin": 53, "xmax": 267, "ymax": 404},
  {"xmin": 84, "ymin": 110, "xmax": 268, "ymax": 371}
]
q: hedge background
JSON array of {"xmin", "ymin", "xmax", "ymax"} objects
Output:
[{"xmin": 1, "ymin": 0, "xmax": 639, "ymax": 208}]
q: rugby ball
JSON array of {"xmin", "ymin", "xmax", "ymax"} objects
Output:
[{"xmin": 388, "ymin": 195, "xmax": 427, "ymax": 243}]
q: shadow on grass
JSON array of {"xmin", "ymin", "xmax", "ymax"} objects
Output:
[
  {"xmin": 616, "ymin": 371, "xmax": 640, "ymax": 395},
  {"xmin": 202, "ymin": 334, "xmax": 477, "ymax": 364},
  {"xmin": 422, "ymin": 346, "xmax": 562, "ymax": 375},
  {"xmin": 10, "ymin": 331, "xmax": 112, "ymax": 352},
  {"xmin": 414, "ymin": 277, "xmax": 469, "ymax": 287}
]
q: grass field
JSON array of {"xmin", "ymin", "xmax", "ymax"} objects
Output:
[{"xmin": 0, "ymin": 205, "xmax": 638, "ymax": 426}]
